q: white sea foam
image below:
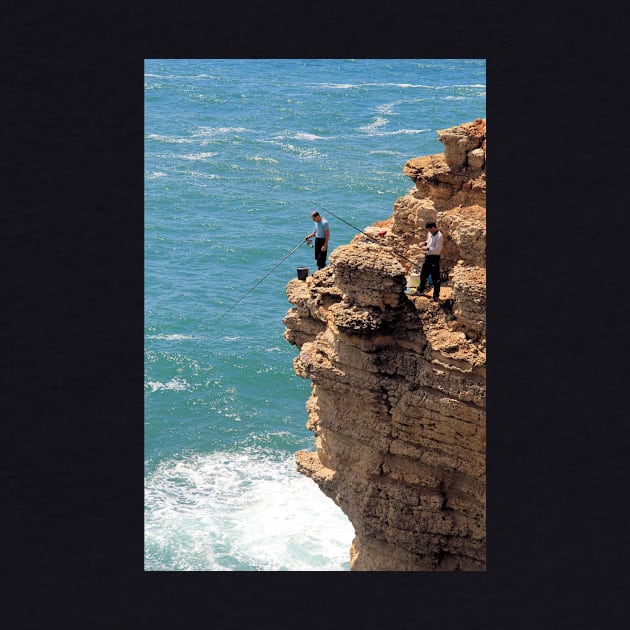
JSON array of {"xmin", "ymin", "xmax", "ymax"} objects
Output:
[
  {"xmin": 314, "ymin": 83, "xmax": 356, "ymax": 89},
  {"xmin": 144, "ymin": 450, "xmax": 355, "ymax": 571},
  {"xmin": 376, "ymin": 102, "xmax": 399, "ymax": 115},
  {"xmin": 313, "ymin": 82, "xmax": 468, "ymax": 89},
  {"xmin": 245, "ymin": 156, "xmax": 279, "ymax": 164},
  {"xmin": 144, "ymin": 73, "xmax": 191, "ymax": 79},
  {"xmin": 193, "ymin": 126, "xmax": 248, "ymax": 137},
  {"xmin": 367, "ymin": 150, "xmax": 403, "ymax": 156},
  {"xmin": 145, "ymin": 172, "xmax": 168, "ymax": 179},
  {"xmin": 366, "ymin": 83, "xmax": 486, "ymax": 90},
  {"xmin": 146, "ymin": 378, "xmax": 189, "ymax": 392},
  {"xmin": 146, "ymin": 133, "xmax": 193, "ymax": 144},
  {"xmin": 273, "ymin": 131, "xmax": 326, "ymax": 142},
  {"xmin": 148, "ymin": 334, "xmax": 196, "ymax": 340},
  {"xmin": 372, "ymin": 128, "xmax": 429, "ymax": 136},
  {"xmin": 357, "ymin": 119, "xmax": 429, "ymax": 136},
  {"xmin": 313, "ymin": 82, "xmax": 439, "ymax": 89},
  {"xmin": 291, "ymin": 132, "xmax": 325, "ymax": 141},
  {"xmin": 183, "ymin": 170, "xmax": 222, "ymax": 180},
  {"xmin": 179, "ymin": 152, "xmax": 218, "ymax": 160},
  {"xmin": 270, "ymin": 142, "xmax": 324, "ymax": 160},
  {"xmin": 145, "ymin": 73, "xmax": 219, "ymax": 81},
  {"xmin": 358, "ymin": 116, "xmax": 389, "ymax": 133}
]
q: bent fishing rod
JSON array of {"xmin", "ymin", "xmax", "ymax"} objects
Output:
[
  {"xmin": 305, "ymin": 200, "xmax": 424, "ymax": 270},
  {"xmin": 214, "ymin": 238, "xmax": 308, "ymax": 323}
]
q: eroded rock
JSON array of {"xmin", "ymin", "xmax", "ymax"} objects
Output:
[{"xmin": 284, "ymin": 119, "xmax": 486, "ymax": 571}]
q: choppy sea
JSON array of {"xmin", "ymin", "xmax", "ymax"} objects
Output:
[{"xmin": 144, "ymin": 58, "xmax": 486, "ymax": 570}]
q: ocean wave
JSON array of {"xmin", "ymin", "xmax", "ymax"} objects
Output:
[
  {"xmin": 311, "ymin": 82, "xmax": 484, "ymax": 90},
  {"xmin": 311, "ymin": 82, "xmax": 433, "ymax": 89},
  {"xmin": 282, "ymin": 131, "xmax": 325, "ymax": 141},
  {"xmin": 145, "ymin": 378, "xmax": 190, "ymax": 392},
  {"xmin": 357, "ymin": 116, "xmax": 389, "ymax": 133},
  {"xmin": 144, "ymin": 73, "xmax": 218, "ymax": 80},
  {"xmin": 146, "ymin": 133, "xmax": 193, "ymax": 144},
  {"xmin": 181, "ymin": 170, "xmax": 222, "ymax": 179},
  {"xmin": 267, "ymin": 141, "xmax": 324, "ymax": 160},
  {"xmin": 294, "ymin": 132, "xmax": 325, "ymax": 140},
  {"xmin": 178, "ymin": 152, "xmax": 218, "ymax": 160},
  {"xmin": 291, "ymin": 146, "xmax": 323, "ymax": 159},
  {"xmin": 145, "ymin": 171, "xmax": 168, "ymax": 179},
  {"xmin": 245, "ymin": 156, "xmax": 279, "ymax": 164},
  {"xmin": 376, "ymin": 102, "xmax": 400, "ymax": 115},
  {"xmin": 367, "ymin": 150, "xmax": 404, "ymax": 156},
  {"xmin": 148, "ymin": 334, "xmax": 196, "ymax": 340},
  {"xmin": 273, "ymin": 131, "xmax": 326, "ymax": 142},
  {"xmin": 312, "ymin": 83, "xmax": 356, "ymax": 89},
  {"xmin": 193, "ymin": 126, "xmax": 248, "ymax": 137},
  {"xmin": 144, "ymin": 450, "xmax": 354, "ymax": 571},
  {"xmin": 372, "ymin": 128, "xmax": 430, "ymax": 136}
]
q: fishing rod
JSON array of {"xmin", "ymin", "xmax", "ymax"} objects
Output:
[
  {"xmin": 305, "ymin": 200, "xmax": 424, "ymax": 270},
  {"xmin": 214, "ymin": 238, "xmax": 308, "ymax": 323}
]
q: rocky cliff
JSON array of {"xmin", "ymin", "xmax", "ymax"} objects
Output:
[{"xmin": 283, "ymin": 118, "xmax": 486, "ymax": 570}]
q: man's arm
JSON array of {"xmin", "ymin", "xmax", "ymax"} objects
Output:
[{"xmin": 322, "ymin": 227, "xmax": 330, "ymax": 250}]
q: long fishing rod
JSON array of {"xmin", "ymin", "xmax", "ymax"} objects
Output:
[
  {"xmin": 214, "ymin": 238, "xmax": 308, "ymax": 323},
  {"xmin": 305, "ymin": 200, "xmax": 424, "ymax": 270}
]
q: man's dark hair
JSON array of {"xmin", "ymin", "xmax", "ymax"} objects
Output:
[{"xmin": 426, "ymin": 221, "xmax": 436, "ymax": 229}]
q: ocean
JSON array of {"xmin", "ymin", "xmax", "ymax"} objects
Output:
[{"xmin": 144, "ymin": 58, "xmax": 486, "ymax": 571}]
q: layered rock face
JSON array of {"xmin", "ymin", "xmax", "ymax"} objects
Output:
[{"xmin": 283, "ymin": 119, "xmax": 486, "ymax": 570}]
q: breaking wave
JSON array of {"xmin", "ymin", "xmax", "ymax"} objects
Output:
[{"xmin": 144, "ymin": 450, "xmax": 355, "ymax": 571}]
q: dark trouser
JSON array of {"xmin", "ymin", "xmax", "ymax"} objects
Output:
[
  {"xmin": 315, "ymin": 237, "xmax": 327, "ymax": 269},
  {"xmin": 419, "ymin": 255, "xmax": 441, "ymax": 298}
]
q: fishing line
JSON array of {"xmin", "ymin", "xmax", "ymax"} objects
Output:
[
  {"xmin": 214, "ymin": 199, "xmax": 427, "ymax": 325},
  {"xmin": 214, "ymin": 238, "xmax": 308, "ymax": 323},
  {"xmin": 305, "ymin": 199, "xmax": 424, "ymax": 270}
]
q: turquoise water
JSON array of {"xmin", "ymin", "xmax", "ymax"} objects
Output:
[{"xmin": 144, "ymin": 58, "xmax": 486, "ymax": 570}]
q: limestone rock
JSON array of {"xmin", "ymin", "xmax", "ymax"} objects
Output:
[
  {"xmin": 284, "ymin": 119, "xmax": 486, "ymax": 571},
  {"xmin": 437, "ymin": 118, "xmax": 486, "ymax": 169},
  {"xmin": 467, "ymin": 148, "xmax": 485, "ymax": 169}
]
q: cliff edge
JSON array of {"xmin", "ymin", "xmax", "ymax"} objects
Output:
[{"xmin": 283, "ymin": 118, "xmax": 486, "ymax": 570}]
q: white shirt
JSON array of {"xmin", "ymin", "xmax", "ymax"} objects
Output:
[{"xmin": 425, "ymin": 230, "xmax": 443, "ymax": 255}]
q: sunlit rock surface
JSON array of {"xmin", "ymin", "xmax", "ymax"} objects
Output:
[{"xmin": 283, "ymin": 119, "xmax": 486, "ymax": 570}]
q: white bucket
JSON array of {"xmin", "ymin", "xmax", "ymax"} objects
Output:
[{"xmin": 406, "ymin": 272, "xmax": 420, "ymax": 289}]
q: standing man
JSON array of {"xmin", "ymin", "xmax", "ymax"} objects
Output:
[
  {"xmin": 418, "ymin": 220, "xmax": 443, "ymax": 301},
  {"xmin": 305, "ymin": 211, "xmax": 330, "ymax": 270}
]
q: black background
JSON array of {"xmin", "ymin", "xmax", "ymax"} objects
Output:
[{"xmin": 2, "ymin": 1, "xmax": 627, "ymax": 627}]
